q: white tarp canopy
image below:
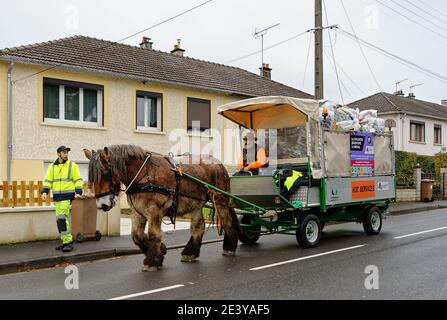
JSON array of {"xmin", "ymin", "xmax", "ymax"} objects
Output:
[{"xmin": 217, "ymin": 96, "xmax": 321, "ymax": 130}]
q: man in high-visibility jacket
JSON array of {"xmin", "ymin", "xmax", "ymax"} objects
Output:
[{"xmin": 42, "ymin": 146, "xmax": 83, "ymax": 252}]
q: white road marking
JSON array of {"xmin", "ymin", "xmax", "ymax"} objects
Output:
[
  {"xmin": 109, "ymin": 284, "xmax": 185, "ymax": 300},
  {"xmin": 393, "ymin": 226, "xmax": 447, "ymax": 240},
  {"xmin": 250, "ymin": 244, "xmax": 366, "ymax": 271}
]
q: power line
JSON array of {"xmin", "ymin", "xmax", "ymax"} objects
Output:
[
  {"xmin": 13, "ymin": 0, "xmax": 215, "ymax": 84},
  {"xmin": 324, "ymin": 48, "xmax": 353, "ymax": 100},
  {"xmin": 404, "ymin": 0, "xmax": 447, "ymax": 27},
  {"xmin": 389, "ymin": 0, "xmax": 447, "ymax": 34},
  {"xmin": 357, "ymin": 0, "xmax": 447, "ymax": 48},
  {"xmin": 324, "ymin": 47, "xmax": 367, "ymax": 96},
  {"xmin": 374, "ymin": 0, "xmax": 447, "ymax": 42},
  {"xmin": 302, "ymin": 32, "xmax": 313, "ymax": 88},
  {"xmin": 322, "ymin": 0, "xmax": 344, "ymax": 104},
  {"xmin": 416, "ymin": 0, "xmax": 447, "ymax": 20},
  {"xmin": 226, "ymin": 30, "xmax": 310, "ymax": 64},
  {"xmin": 339, "ymin": 0, "xmax": 381, "ymax": 92},
  {"xmin": 338, "ymin": 28, "xmax": 447, "ymax": 84}
]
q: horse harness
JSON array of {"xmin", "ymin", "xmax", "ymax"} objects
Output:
[{"xmin": 123, "ymin": 153, "xmax": 206, "ymax": 225}]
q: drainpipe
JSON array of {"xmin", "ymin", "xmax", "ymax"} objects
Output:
[
  {"xmin": 7, "ymin": 62, "xmax": 14, "ymax": 183},
  {"xmin": 401, "ymin": 113, "xmax": 406, "ymax": 151}
]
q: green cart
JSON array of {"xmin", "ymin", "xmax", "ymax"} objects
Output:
[{"xmin": 213, "ymin": 96, "xmax": 396, "ymax": 248}]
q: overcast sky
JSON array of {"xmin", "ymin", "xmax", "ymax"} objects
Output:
[{"xmin": 1, "ymin": 0, "xmax": 446, "ymax": 105}]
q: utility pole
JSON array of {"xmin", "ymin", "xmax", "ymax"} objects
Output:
[{"xmin": 315, "ymin": 0, "xmax": 324, "ymax": 100}]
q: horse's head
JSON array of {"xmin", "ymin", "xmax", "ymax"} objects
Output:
[{"xmin": 84, "ymin": 147, "xmax": 121, "ymax": 212}]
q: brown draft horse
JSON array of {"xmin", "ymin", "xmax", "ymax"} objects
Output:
[{"xmin": 83, "ymin": 145, "xmax": 240, "ymax": 271}]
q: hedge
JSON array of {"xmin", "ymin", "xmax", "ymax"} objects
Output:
[
  {"xmin": 395, "ymin": 151, "xmax": 447, "ymax": 186},
  {"xmin": 395, "ymin": 151, "xmax": 417, "ymax": 187}
]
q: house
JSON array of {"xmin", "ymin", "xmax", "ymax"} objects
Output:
[
  {"xmin": 0, "ymin": 35, "xmax": 312, "ymax": 182},
  {"xmin": 349, "ymin": 92, "xmax": 447, "ymax": 156}
]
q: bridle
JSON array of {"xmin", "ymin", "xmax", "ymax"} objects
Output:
[
  {"xmin": 94, "ymin": 161, "xmax": 119, "ymax": 209},
  {"xmin": 94, "ymin": 152, "xmax": 153, "ymax": 208}
]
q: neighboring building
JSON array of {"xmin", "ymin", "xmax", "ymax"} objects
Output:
[
  {"xmin": 0, "ymin": 35, "xmax": 312, "ymax": 182},
  {"xmin": 349, "ymin": 92, "xmax": 447, "ymax": 156}
]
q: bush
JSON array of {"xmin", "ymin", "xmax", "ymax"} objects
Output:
[
  {"xmin": 395, "ymin": 151, "xmax": 417, "ymax": 187},
  {"xmin": 417, "ymin": 155, "xmax": 435, "ymax": 175},
  {"xmin": 435, "ymin": 152, "xmax": 447, "ymax": 181}
]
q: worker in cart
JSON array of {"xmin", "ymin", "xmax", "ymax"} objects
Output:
[
  {"xmin": 276, "ymin": 170, "xmax": 305, "ymax": 199},
  {"xmin": 41, "ymin": 146, "xmax": 84, "ymax": 252},
  {"xmin": 235, "ymin": 131, "xmax": 268, "ymax": 176}
]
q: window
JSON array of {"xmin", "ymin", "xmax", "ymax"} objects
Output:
[
  {"xmin": 187, "ymin": 98, "xmax": 211, "ymax": 131},
  {"xmin": 410, "ymin": 121, "xmax": 425, "ymax": 142},
  {"xmin": 43, "ymin": 78, "xmax": 103, "ymax": 126},
  {"xmin": 136, "ymin": 91, "xmax": 162, "ymax": 132},
  {"xmin": 434, "ymin": 124, "xmax": 442, "ymax": 145}
]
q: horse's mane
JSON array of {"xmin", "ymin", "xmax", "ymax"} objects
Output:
[{"xmin": 89, "ymin": 145, "xmax": 149, "ymax": 185}]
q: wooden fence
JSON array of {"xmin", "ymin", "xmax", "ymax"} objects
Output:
[{"xmin": 0, "ymin": 181, "xmax": 89, "ymax": 208}]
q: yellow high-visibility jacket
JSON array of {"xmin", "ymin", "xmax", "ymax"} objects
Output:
[{"xmin": 42, "ymin": 159, "xmax": 83, "ymax": 201}]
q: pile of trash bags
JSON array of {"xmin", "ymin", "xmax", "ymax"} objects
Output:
[{"xmin": 319, "ymin": 100, "xmax": 385, "ymax": 134}]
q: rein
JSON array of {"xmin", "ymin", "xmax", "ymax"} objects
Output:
[{"xmin": 95, "ymin": 152, "xmax": 226, "ymax": 231}]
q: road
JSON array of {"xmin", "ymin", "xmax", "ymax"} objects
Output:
[{"xmin": 1, "ymin": 209, "xmax": 447, "ymax": 300}]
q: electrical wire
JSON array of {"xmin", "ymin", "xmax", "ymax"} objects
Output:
[
  {"xmin": 389, "ymin": 0, "xmax": 447, "ymax": 34},
  {"xmin": 416, "ymin": 0, "xmax": 447, "ymax": 20},
  {"xmin": 404, "ymin": 0, "xmax": 447, "ymax": 27},
  {"xmin": 374, "ymin": 0, "xmax": 447, "ymax": 42},
  {"xmin": 226, "ymin": 30, "xmax": 310, "ymax": 64},
  {"xmin": 357, "ymin": 0, "xmax": 447, "ymax": 48},
  {"xmin": 324, "ymin": 48, "xmax": 353, "ymax": 100},
  {"xmin": 340, "ymin": 0, "xmax": 382, "ymax": 92},
  {"xmin": 302, "ymin": 31, "xmax": 313, "ymax": 88},
  {"xmin": 324, "ymin": 47, "xmax": 367, "ymax": 96},
  {"xmin": 323, "ymin": 0, "xmax": 344, "ymax": 104},
  {"xmin": 12, "ymin": 0, "xmax": 215, "ymax": 84},
  {"xmin": 338, "ymin": 28, "xmax": 447, "ymax": 84}
]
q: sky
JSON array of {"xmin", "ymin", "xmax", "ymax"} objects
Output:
[{"xmin": 1, "ymin": 0, "xmax": 446, "ymax": 105}]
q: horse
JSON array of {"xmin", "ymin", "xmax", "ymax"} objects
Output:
[{"xmin": 83, "ymin": 145, "xmax": 240, "ymax": 272}]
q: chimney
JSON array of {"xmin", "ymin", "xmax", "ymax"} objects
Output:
[
  {"xmin": 140, "ymin": 37, "xmax": 153, "ymax": 50},
  {"xmin": 394, "ymin": 90, "xmax": 404, "ymax": 96},
  {"xmin": 442, "ymin": 99, "xmax": 447, "ymax": 107},
  {"xmin": 260, "ymin": 63, "xmax": 272, "ymax": 79},
  {"xmin": 171, "ymin": 39, "xmax": 185, "ymax": 57}
]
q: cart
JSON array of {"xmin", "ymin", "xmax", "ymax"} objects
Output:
[
  {"xmin": 71, "ymin": 198, "xmax": 102, "ymax": 243},
  {"xmin": 212, "ymin": 96, "xmax": 396, "ymax": 248}
]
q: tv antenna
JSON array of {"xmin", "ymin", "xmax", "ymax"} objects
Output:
[
  {"xmin": 409, "ymin": 83, "xmax": 424, "ymax": 91},
  {"xmin": 395, "ymin": 78, "xmax": 408, "ymax": 93},
  {"xmin": 409, "ymin": 83, "xmax": 423, "ymax": 97},
  {"xmin": 254, "ymin": 23, "xmax": 280, "ymax": 67}
]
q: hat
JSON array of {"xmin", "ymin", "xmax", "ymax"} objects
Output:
[{"xmin": 57, "ymin": 146, "xmax": 71, "ymax": 153}]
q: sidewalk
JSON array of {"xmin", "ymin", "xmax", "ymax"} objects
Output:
[
  {"xmin": 388, "ymin": 200, "xmax": 447, "ymax": 215},
  {"xmin": 1, "ymin": 201, "xmax": 446, "ymax": 276}
]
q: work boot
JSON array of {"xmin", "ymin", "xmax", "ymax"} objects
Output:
[
  {"xmin": 62, "ymin": 242, "xmax": 74, "ymax": 253},
  {"xmin": 55, "ymin": 244, "xmax": 64, "ymax": 251}
]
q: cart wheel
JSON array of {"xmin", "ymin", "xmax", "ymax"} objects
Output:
[
  {"xmin": 296, "ymin": 214, "xmax": 322, "ymax": 248},
  {"xmin": 75, "ymin": 232, "xmax": 84, "ymax": 243},
  {"xmin": 238, "ymin": 215, "xmax": 261, "ymax": 245},
  {"xmin": 94, "ymin": 231, "xmax": 102, "ymax": 241},
  {"xmin": 363, "ymin": 206, "xmax": 382, "ymax": 235}
]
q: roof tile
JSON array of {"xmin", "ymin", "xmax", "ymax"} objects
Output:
[{"xmin": 1, "ymin": 35, "xmax": 313, "ymax": 99}]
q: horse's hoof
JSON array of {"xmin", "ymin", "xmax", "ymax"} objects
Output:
[
  {"xmin": 142, "ymin": 265, "xmax": 161, "ymax": 272},
  {"xmin": 222, "ymin": 250, "xmax": 236, "ymax": 257},
  {"xmin": 181, "ymin": 255, "xmax": 198, "ymax": 263}
]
